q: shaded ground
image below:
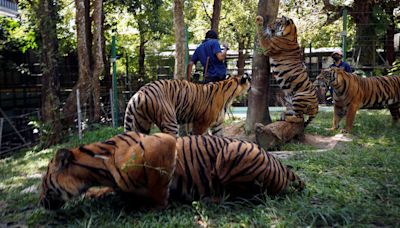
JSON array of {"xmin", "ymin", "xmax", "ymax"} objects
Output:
[{"xmin": 224, "ymin": 120, "xmax": 352, "ymax": 159}]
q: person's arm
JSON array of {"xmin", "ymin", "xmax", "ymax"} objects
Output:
[
  {"xmin": 216, "ymin": 43, "xmax": 228, "ymax": 61},
  {"xmin": 345, "ymin": 63, "xmax": 353, "ymax": 73},
  {"xmin": 187, "ymin": 61, "xmax": 194, "ymax": 81}
]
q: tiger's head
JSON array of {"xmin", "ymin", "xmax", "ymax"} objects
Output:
[
  {"xmin": 256, "ymin": 15, "xmax": 298, "ymax": 55},
  {"xmin": 40, "ymin": 132, "xmax": 178, "ymax": 210},
  {"xmin": 222, "ymin": 74, "xmax": 252, "ymax": 95},
  {"xmin": 40, "ymin": 148, "xmax": 84, "ymax": 210},
  {"xmin": 316, "ymin": 68, "xmax": 346, "ymax": 89}
]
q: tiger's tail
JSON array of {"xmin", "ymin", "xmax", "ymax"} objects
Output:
[{"xmin": 286, "ymin": 167, "xmax": 305, "ymax": 192}]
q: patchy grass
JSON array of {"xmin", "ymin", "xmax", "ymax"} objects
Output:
[{"xmin": 1, "ymin": 110, "xmax": 400, "ymax": 227}]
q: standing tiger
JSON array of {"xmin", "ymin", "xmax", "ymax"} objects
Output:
[
  {"xmin": 40, "ymin": 134, "xmax": 304, "ymax": 210},
  {"xmin": 255, "ymin": 16, "xmax": 318, "ymax": 127},
  {"xmin": 316, "ymin": 68, "xmax": 400, "ymax": 132},
  {"xmin": 172, "ymin": 135, "xmax": 304, "ymax": 202},
  {"xmin": 124, "ymin": 75, "xmax": 251, "ymax": 137},
  {"xmin": 40, "ymin": 132, "xmax": 177, "ymax": 210}
]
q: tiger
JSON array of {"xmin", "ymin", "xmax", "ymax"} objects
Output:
[
  {"xmin": 40, "ymin": 134, "xmax": 304, "ymax": 209},
  {"xmin": 171, "ymin": 135, "xmax": 305, "ymax": 202},
  {"xmin": 39, "ymin": 132, "xmax": 177, "ymax": 210},
  {"xmin": 124, "ymin": 75, "xmax": 251, "ymax": 136},
  {"xmin": 255, "ymin": 15, "xmax": 318, "ymax": 127},
  {"xmin": 315, "ymin": 67, "xmax": 400, "ymax": 133}
]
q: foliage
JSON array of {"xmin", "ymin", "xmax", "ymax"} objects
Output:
[
  {"xmin": 0, "ymin": 16, "xmax": 37, "ymax": 53},
  {"xmin": 1, "ymin": 110, "xmax": 400, "ymax": 226},
  {"xmin": 388, "ymin": 59, "xmax": 400, "ymax": 76},
  {"xmin": 280, "ymin": 1, "xmax": 355, "ymax": 49}
]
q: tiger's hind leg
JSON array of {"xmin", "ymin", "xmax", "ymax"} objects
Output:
[
  {"xmin": 124, "ymin": 113, "xmax": 152, "ymax": 134},
  {"xmin": 124, "ymin": 94, "xmax": 153, "ymax": 134},
  {"xmin": 388, "ymin": 103, "xmax": 400, "ymax": 124},
  {"xmin": 157, "ymin": 111, "xmax": 179, "ymax": 136}
]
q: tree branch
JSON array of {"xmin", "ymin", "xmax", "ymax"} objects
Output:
[
  {"xmin": 321, "ymin": 0, "xmax": 347, "ymax": 25},
  {"xmin": 201, "ymin": 0, "xmax": 212, "ymax": 21}
]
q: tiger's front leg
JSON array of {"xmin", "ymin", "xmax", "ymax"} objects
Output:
[
  {"xmin": 343, "ymin": 103, "xmax": 360, "ymax": 133},
  {"xmin": 331, "ymin": 105, "xmax": 345, "ymax": 131}
]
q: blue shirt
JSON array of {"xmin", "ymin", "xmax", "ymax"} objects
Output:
[
  {"xmin": 191, "ymin": 39, "xmax": 226, "ymax": 79},
  {"xmin": 330, "ymin": 61, "xmax": 352, "ymax": 73}
]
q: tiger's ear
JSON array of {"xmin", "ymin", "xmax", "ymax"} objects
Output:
[
  {"xmin": 240, "ymin": 73, "xmax": 251, "ymax": 84},
  {"xmin": 54, "ymin": 149, "xmax": 73, "ymax": 171},
  {"xmin": 281, "ymin": 16, "xmax": 291, "ymax": 25}
]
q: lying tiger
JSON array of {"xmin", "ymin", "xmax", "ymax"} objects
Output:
[
  {"xmin": 255, "ymin": 15, "xmax": 318, "ymax": 127},
  {"xmin": 124, "ymin": 75, "xmax": 251, "ymax": 136},
  {"xmin": 316, "ymin": 68, "xmax": 400, "ymax": 132},
  {"xmin": 40, "ymin": 134, "xmax": 304, "ymax": 210}
]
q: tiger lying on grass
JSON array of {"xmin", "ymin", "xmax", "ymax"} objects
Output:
[
  {"xmin": 40, "ymin": 134, "xmax": 304, "ymax": 210},
  {"xmin": 315, "ymin": 68, "xmax": 400, "ymax": 132},
  {"xmin": 124, "ymin": 75, "xmax": 251, "ymax": 136}
]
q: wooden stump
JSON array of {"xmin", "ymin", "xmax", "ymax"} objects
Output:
[{"xmin": 255, "ymin": 116, "xmax": 305, "ymax": 150}]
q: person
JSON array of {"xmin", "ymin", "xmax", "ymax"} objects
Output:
[
  {"xmin": 187, "ymin": 30, "xmax": 228, "ymax": 83},
  {"xmin": 326, "ymin": 49, "xmax": 353, "ymax": 104},
  {"xmin": 330, "ymin": 49, "xmax": 352, "ymax": 73}
]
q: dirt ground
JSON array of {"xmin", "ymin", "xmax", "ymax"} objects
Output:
[{"xmin": 223, "ymin": 120, "xmax": 352, "ymax": 159}]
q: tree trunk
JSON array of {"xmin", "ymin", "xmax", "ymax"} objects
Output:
[
  {"xmin": 237, "ymin": 36, "xmax": 246, "ymax": 76},
  {"xmin": 245, "ymin": 0, "xmax": 279, "ymax": 134},
  {"xmin": 138, "ymin": 32, "xmax": 147, "ymax": 77},
  {"xmin": 211, "ymin": 0, "xmax": 222, "ymax": 32},
  {"xmin": 63, "ymin": 0, "xmax": 92, "ymax": 126},
  {"xmin": 173, "ymin": 0, "xmax": 186, "ymax": 80},
  {"xmin": 91, "ymin": 0, "xmax": 104, "ymax": 122},
  {"xmin": 350, "ymin": 1, "xmax": 376, "ymax": 67},
  {"xmin": 36, "ymin": 0, "xmax": 62, "ymax": 146}
]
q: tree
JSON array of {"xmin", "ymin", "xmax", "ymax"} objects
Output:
[
  {"xmin": 245, "ymin": 0, "xmax": 279, "ymax": 134},
  {"xmin": 322, "ymin": 0, "xmax": 399, "ymax": 67},
  {"xmin": 28, "ymin": 0, "xmax": 62, "ymax": 146},
  {"xmin": 173, "ymin": 0, "xmax": 187, "ymax": 79},
  {"xmin": 220, "ymin": 0, "xmax": 257, "ymax": 76},
  {"xmin": 121, "ymin": 0, "xmax": 172, "ymax": 78},
  {"xmin": 211, "ymin": 0, "xmax": 222, "ymax": 32},
  {"xmin": 62, "ymin": 0, "xmax": 105, "ymax": 125}
]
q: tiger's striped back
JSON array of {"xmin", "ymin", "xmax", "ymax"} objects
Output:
[
  {"xmin": 255, "ymin": 15, "xmax": 318, "ymax": 127},
  {"xmin": 124, "ymin": 75, "xmax": 251, "ymax": 136}
]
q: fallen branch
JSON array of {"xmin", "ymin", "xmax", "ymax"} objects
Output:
[{"xmin": 255, "ymin": 117, "xmax": 305, "ymax": 150}]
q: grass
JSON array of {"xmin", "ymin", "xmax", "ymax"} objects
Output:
[{"xmin": 1, "ymin": 110, "xmax": 400, "ymax": 227}]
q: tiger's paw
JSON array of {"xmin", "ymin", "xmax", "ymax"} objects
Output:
[
  {"xmin": 326, "ymin": 127, "xmax": 338, "ymax": 131},
  {"xmin": 256, "ymin": 16, "xmax": 264, "ymax": 25},
  {"xmin": 85, "ymin": 187, "xmax": 115, "ymax": 199},
  {"xmin": 340, "ymin": 129, "xmax": 350, "ymax": 134}
]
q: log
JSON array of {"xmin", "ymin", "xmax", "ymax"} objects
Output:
[{"xmin": 255, "ymin": 116, "xmax": 305, "ymax": 150}]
